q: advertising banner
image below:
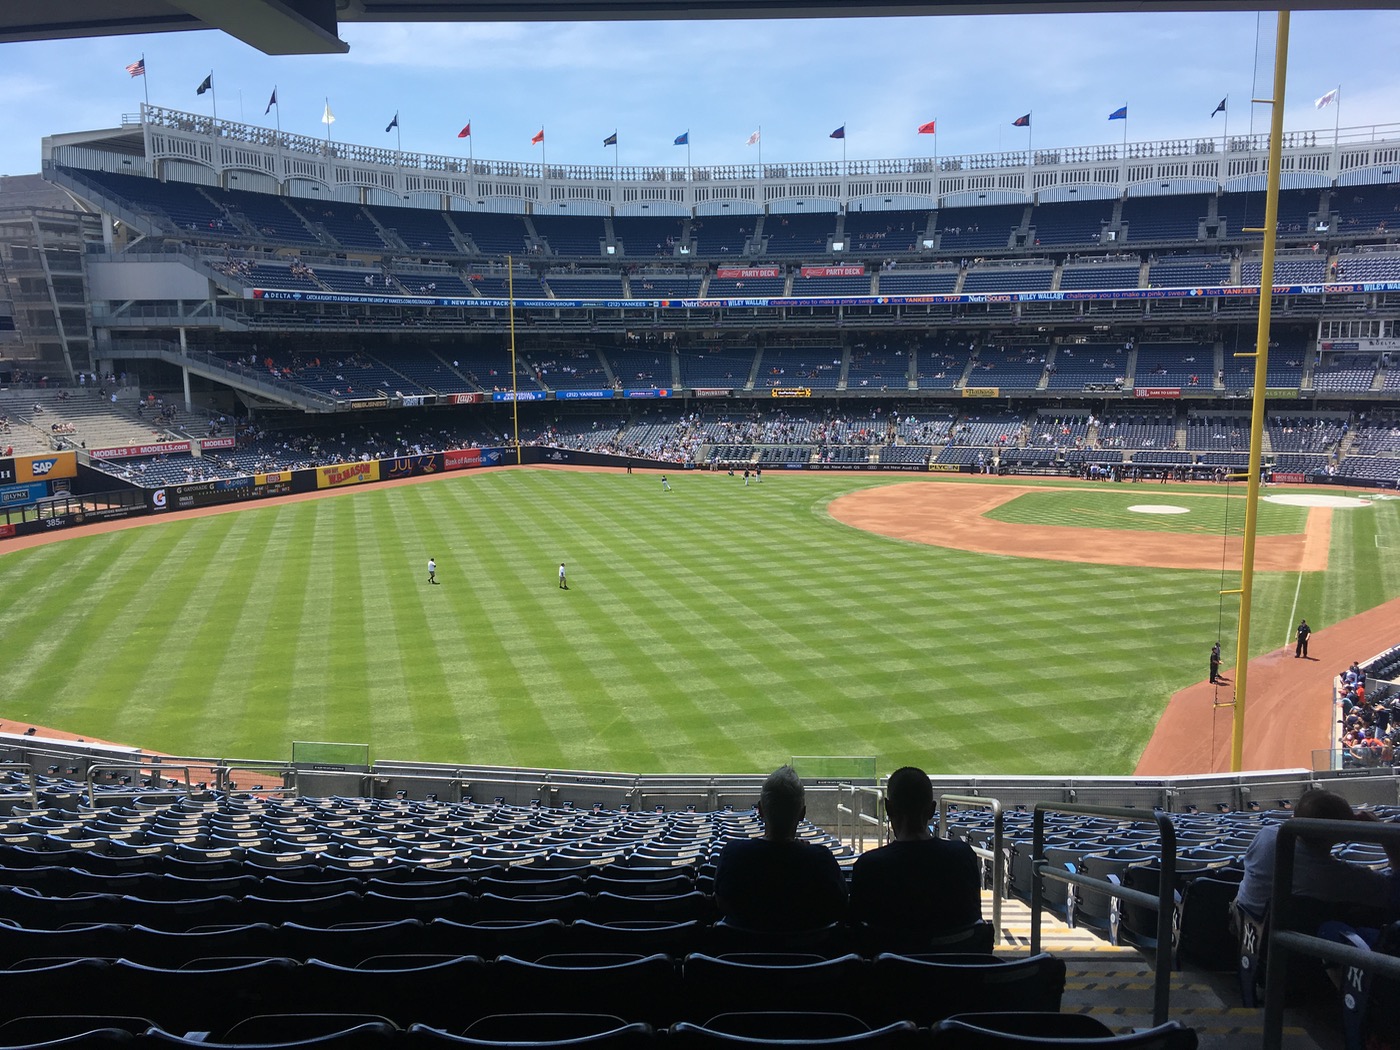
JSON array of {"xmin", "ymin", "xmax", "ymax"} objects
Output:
[
  {"xmin": 491, "ymin": 391, "xmax": 547, "ymax": 402},
  {"xmin": 555, "ymin": 389, "xmax": 616, "ymax": 401},
  {"xmin": 15, "ymin": 451, "xmax": 77, "ymax": 483},
  {"xmin": 800, "ymin": 265, "xmax": 866, "ymax": 277},
  {"xmin": 1134, "ymin": 387, "xmax": 1182, "ymax": 399},
  {"xmin": 928, "ymin": 463, "xmax": 966, "ymax": 473},
  {"xmin": 715, "ymin": 267, "xmax": 783, "ymax": 279},
  {"xmin": 90, "ymin": 441, "xmax": 192, "ymax": 460},
  {"xmin": 961, "ymin": 388, "xmax": 1000, "ymax": 398},
  {"xmin": 443, "ymin": 448, "xmax": 483, "ymax": 471},
  {"xmin": 1272, "ymin": 472, "xmax": 1308, "ymax": 484},
  {"xmin": 624, "ymin": 389, "xmax": 671, "ymax": 399},
  {"xmin": 0, "ymin": 482, "xmax": 47, "ymax": 508},
  {"xmin": 449, "ymin": 393, "xmax": 485, "ymax": 405},
  {"xmin": 257, "ymin": 471, "xmax": 294, "ymax": 485},
  {"xmin": 199, "ymin": 437, "xmax": 236, "ymax": 451},
  {"xmin": 382, "ymin": 454, "xmax": 444, "ymax": 480},
  {"xmin": 351, "ymin": 398, "xmax": 390, "ymax": 410},
  {"xmin": 316, "ymin": 461, "xmax": 380, "ymax": 489},
  {"xmin": 770, "ymin": 388, "xmax": 812, "ymax": 398},
  {"xmin": 692, "ymin": 388, "xmax": 733, "ymax": 398}
]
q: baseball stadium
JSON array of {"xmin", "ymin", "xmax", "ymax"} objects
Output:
[{"xmin": 0, "ymin": 4, "xmax": 1399, "ymax": 1048}]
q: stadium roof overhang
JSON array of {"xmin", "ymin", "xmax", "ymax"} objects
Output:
[{"xmin": 1, "ymin": 0, "xmax": 1391, "ymax": 57}]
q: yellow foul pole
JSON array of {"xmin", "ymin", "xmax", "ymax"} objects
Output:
[
  {"xmin": 1231, "ymin": 11, "xmax": 1290, "ymax": 773},
  {"xmin": 508, "ymin": 255, "xmax": 521, "ymax": 464}
]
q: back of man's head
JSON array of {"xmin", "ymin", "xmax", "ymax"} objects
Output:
[
  {"xmin": 885, "ymin": 766, "xmax": 935, "ymax": 833},
  {"xmin": 1293, "ymin": 789, "xmax": 1355, "ymax": 822},
  {"xmin": 759, "ymin": 765, "xmax": 805, "ymax": 840}
]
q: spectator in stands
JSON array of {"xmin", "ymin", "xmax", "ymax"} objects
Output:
[
  {"xmin": 715, "ymin": 765, "xmax": 847, "ymax": 931},
  {"xmin": 1233, "ymin": 789, "xmax": 1400, "ymax": 923},
  {"xmin": 848, "ymin": 766, "xmax": 980, "ymax": 942}
]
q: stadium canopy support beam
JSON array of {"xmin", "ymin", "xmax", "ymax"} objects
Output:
[
  {"xmin": 165, "ymin": 0, "xmax": 347, "ymax": 55},
  {"xmin": 1231, "ymin": 10, "xmax": 1289, "ymax": 775}
]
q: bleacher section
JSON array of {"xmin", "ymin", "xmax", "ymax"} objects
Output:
[
  {"xmin": 1045, "ymin": 343, "xmax": 1127, "ymax": 391},
  {"xmin": 370, "ymin": 204, "xmax": 463, "ymax": 255},
  {"xmin": 877, "ymin": 269, "xmax": 959, "ymax": 295},
  {"xmin": 966, "ymin": 344, "xmax": 1047, "ymax": 389},
  {"xmin": 842, "ymin": 210, "xmax": 926, "ymax": 254},
  {"xmin": 223, "ymin": 187, "xmax": 318, "ymax": 244},
  {"xmin": 630, "ymin": 273, "xmax": 703, "ymax": 298},
  {"xmin": 1312, "ymin": 353, "xmax": 1378, "ymax": 393},
  {"xmin": 1241, "ymin": 254, "xmax": 1327, "ymax": 286},
  {"xmin": 935, "ymin": 205, "xmax": 1025, "ymax": 250},
  {"xmin": 961, "ymin": 265, "xmax": 1053, "ymax": 293},
  {"xmin": 761, "ymin": 213, "xmax": 836, "ymax": 255},
  {"xmin": 452, "ymin": 212, "xmax": 530, "ymax": 256},
  {"xmin": 1057, "ymin": 262, "xmax": 1139, "ymax": 290},
  {"xmin": 677, "ymin": 348, "xmax": 755, "ymax": 389},
  {"xmin": 612, "ymin": 215, "xmax": 688, "ymax": 259},
  {"xmin": 531, "ymin": 214, "xmax": 607, "ymax": 257},
  {"xmin": 1147, "ymin": 255, "xmax": 1229, "ymax": 287},
  {"xmin": 689, "ymin": 215, "xmax": 756, "ymax": 257},
  {"xmin": 793, "ymin": 271, "xmax": 873, "ymax": 296},
  {"xmin": 1218, "ymin": 189, "xmax": 1318, "ymax": 239},
  {"xmin": 1120, "ymin": 195, "xmax": 1207, "ymax": 243},
  {"xmin": 1333, "ymin": 183, "xmax": 1400, "ymax": 236},
  {"xmin": 756, "ymin": 345, "xmax": 842, "ymax": 390},
  {"xmin": 1133, "ymin": 342, "xmax": 1212, "ymax": 390},
  {"xmin": 296, "ymin": 199, "xmax": 390, "ymax": 252},
  {"xmin": 544, "ymin": 273, "xmax": 626, "ymax": 300},
  {"xmin": 1029, "ymin": 199, "xmax": 1114, "ymax": 246}
]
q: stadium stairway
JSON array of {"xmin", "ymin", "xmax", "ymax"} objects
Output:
[{"xmin": 1007, "ymin": 895, "xmax": 1343, "ymax": 1049}]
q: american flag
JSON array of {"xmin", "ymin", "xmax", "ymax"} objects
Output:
[{"xmin": 126, "ymin": 59, "xmax": 145, "ymax": 78}]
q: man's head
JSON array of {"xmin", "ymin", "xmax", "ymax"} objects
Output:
[
  {"xmin": 885, "ymin": 766, "xmax": 936, "ymax": 841},
  {"xmin": 1293, "ymin": 788, "xmax": 1355, "ymax": 821},
  {"xmin": 758, "ymin": 765, "xmax": 805, "ymax": 841}
]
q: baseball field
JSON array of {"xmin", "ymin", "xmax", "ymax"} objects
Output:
[{"xmin": 1, "ymin": 468, "xmax": 1396, "ymax": 775}]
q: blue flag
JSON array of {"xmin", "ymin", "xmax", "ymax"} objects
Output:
[
  {"xmin": 830, "ymin": 125, "xmax": 845, "ymax": 139},
  {"xmin": 603, "ymin": 132, "xmax": 618, "ymax": 147},
  {"xmin": 674, "ymin": 131, "xmax": 689, "ymax": 146},
  {"xmin": 1108, "ymin": 106, "xmax": 1128, "ymax": 120}
]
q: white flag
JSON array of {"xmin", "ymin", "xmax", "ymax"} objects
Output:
[
  {"xmin": 321, "ymin": 102, "xmax": 336, "ymax": 125},
  {"xmin": 1315, "ymin": 88, "xmax": 1339, "ymax": 110},
  {"xmin": 746, "ymin": 130, "xmax": 760, "ymax": 146}
]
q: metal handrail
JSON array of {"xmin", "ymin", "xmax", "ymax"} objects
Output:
[
  {"xmin": 835, "ymin": 783, "xmax": 885, "ymax": 852},
  {"xmin": 1031, "ymin": 803, "xmax": 1176, "ymax": 1027},
  {"xmin": 1262, "ymin": 817, "xmax": 1400, "ymax": 1050},
  {"xmin": 86, "ymin": 762, "xmax": 192, "ymax": 805},
  {"xmin": 0, "ymin": 763, "xmax": 38, "ymax": 809},
  {"xmin": 938, "ymin": 794, "xmax": 1004, "ymax": 944}
]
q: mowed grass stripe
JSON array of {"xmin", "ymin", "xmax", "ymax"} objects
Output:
[{"xmin": 1, "ymin": 472, "xmax": 1395, "ymax": 774}]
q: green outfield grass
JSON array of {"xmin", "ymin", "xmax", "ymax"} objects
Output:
[
  {"xmin": 1, "ymin": 472, "xmax": 1397, "ymax": 776},
  {"xmin": 984, "ymin": 488, "xmax": 1306, "ymax": 536}
]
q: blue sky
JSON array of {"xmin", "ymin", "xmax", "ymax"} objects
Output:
[{"xmin": 2, "ymin": 10, "xmax": 1397, "ymax": 177}]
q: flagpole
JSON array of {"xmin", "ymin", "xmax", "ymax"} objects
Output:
[
  {"xmin": 468, "ymin": 119, "xmax": 474, "ymax": 171},
  {"xmin": 141, "ymin": 54, "xmax": 149, "ymax": 108},
  {"xmin": 758, "ymin": 125, "xmax": 763, "ymax": 171},
  {"xmin": 934, "ymin": 117, "xmax": 939, "ymax": 173},
  {"xmin": 325, "ymin": 97, "xmax": 331, "ymax": 146},
  {"xmin": 396, "ymin": 115, "xmax": 402, "ymax": 155},
  {"xmin": 274, "ymin": 91, "xmax": 281, "ymax": 139},
  {"xmin": 1123, "ymin": 110, "xmax": 1128, "ymax": 154},
  {"xmin": 1333, "ymin": 83, "xmax": 1342, "ymax": 162},
  {"xmin": 209, "ymin": 72, "xmax": 218, "ymax": 122},
  {"xmin": 1222, "ymin": 96, "xmax": 1229, "ymax": 165}
]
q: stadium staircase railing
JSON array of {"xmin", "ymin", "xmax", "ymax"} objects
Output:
[
  {"xmin": 939, "ymin": 794, "xmax": 1005, "ymax": 945},
  {"xmin": 1031, "ymin": 802, "xmax": 1177, "ymax": 1027},
  {"xmin": 1262, "ymin": 817, "xmax": 1400, "ymax": 1050}
]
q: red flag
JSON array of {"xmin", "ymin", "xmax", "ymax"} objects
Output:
[
  {"xmin": 917, "ymin": 120, "xmax": 936, "ymax": 135},
  {"xmin": 531, "ymin": 128, "xmax": 544, "ymax": 145},
  {"xmin": 457, "ymin": 123, "xmax": 471, "ymax": 139}
]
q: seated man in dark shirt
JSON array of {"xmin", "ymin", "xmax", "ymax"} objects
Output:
[
  {"xmin": 848, "ymin": 766, "xmax": 982, "ymax": 946},
  {"xmin": 714, "ymin": 765, "xmax": 848, "ymax": 931}
]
